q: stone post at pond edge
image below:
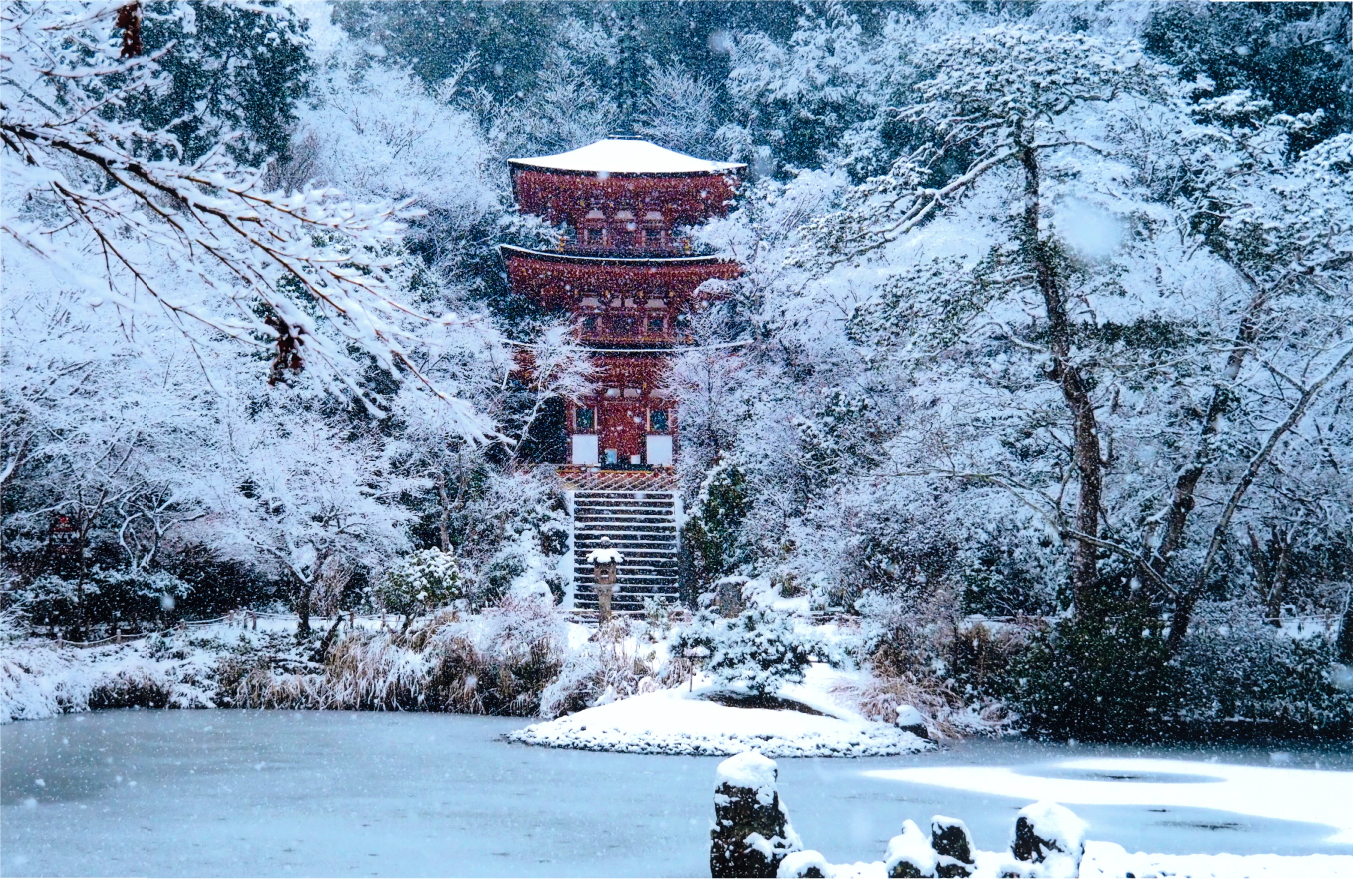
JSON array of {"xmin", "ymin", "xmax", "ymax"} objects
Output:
[{"xmin": 711, "ymin": 751, "xmax": 803, "ymax": 878}]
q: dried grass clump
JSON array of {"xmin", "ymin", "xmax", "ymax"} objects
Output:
[
  {"xmin": 217, "ymin": 597, "xmax": 570, "ymax": 717},
  {"xmin": 846, "ymin": 597, "xmax": 1027, "ymax": 738},
  {"xmin": 87, "ymin": 670, "xmax": 172, "ymax": 710},
  {"xmin": 539, "ymin": 618, "xmax": 659, "ymax": 719}
]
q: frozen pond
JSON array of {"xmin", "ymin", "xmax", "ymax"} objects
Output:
[{"xmin": 2, "ymin": 710, "xmax": 1351, "ymax": 877}]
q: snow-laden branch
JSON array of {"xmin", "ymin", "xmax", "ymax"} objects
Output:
[{"xmin": 1, "ymin": 2, "xmax": 491, "ymax": 439}]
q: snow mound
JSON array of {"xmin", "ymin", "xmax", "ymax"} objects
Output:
[
  {"xmin": 884, "ymin": 819, "xmax": 938, "ymax": 877},
  {"xmin": 717, "ymin": 751, "xmax": 778, "ymax": 798},
  {"xmin": 1079, "ymin": 841, "xmax": 1353, "ymax": 878},
  {"xmin": 506, "ymin": 686, "xmax": 932, "ymax": 757}
]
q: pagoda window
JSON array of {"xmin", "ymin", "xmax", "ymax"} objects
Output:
[
  {"xmin": 575, "ymin": 407, "xmax": 595, "ymax": 431},
  {"xmin": 582, "ymin": 315, "xmax": 598, "ymax": 331},
  {"xmin": 624, "ymin": 388, "xmax": 641, "ymax": 398},
  {"xmin": 649, "ymin": 409, "xmax": 669, "ymax": 432},
  {"xmin": 648, "ymin": 316, "xmax": 665, "ymax": 333},
  {"xmin": 646, "ymin": 299, "xmax": 665, "ymax": 309}
]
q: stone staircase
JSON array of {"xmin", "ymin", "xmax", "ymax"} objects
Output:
[{"xmin": 571, "ymin": 490, "xmax": 680, "ymax": 611}]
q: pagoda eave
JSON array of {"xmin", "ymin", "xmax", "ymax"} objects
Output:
[
  {"xmin": 500, "ymin": 245, "xmax": 739, "ymax": 312},
  {"xmin": 500, "ymin": 245, "xmax": 728, "ymax": 268}
]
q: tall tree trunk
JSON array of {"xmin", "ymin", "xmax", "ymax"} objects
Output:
[
  {"xmin": 1249, "ymin": 525, "xmax": 1294, "ymax": 628},
  {"xmin": 434, "ymin": 469, "xmax": 451, "ymax": 553},
  {"xmin": 1151, "ymin": 285, "xmax": 1265, "ymax": 586},
  {"xmin": 1168, "ymin": 342, "xmax": 1353, "ymax": 652},
  {"xmin": 1019, "ymin": 140, "xmax": 1104, "ymax": 619},
  {"xmin": 295, "ymin": 578, "xmax": 312, "ymax": 638}
]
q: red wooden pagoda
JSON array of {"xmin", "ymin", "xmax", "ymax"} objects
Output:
[{"xmin": 502, "ymin": 137, "xmax": 744, "ymax": 474}]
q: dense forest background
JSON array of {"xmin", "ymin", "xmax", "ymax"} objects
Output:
[{"xmin": 4, "ymin": 1, "xmax": 1352, "ymax": 738}]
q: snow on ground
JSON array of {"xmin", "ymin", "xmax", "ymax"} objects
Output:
[
  {"xmin": 507, "ymin": 681, "xmax": 931, "ymax": 757},
  {"xmin": 1079, "ymin": 842, "xmax": 1353, "ymax": 878},
  {"xmin": 2, "ymin": 616, "xmax": 346, "ymax": 723},
  {"xmin": 865, "ymin": 756, "xmax": 1353, "ymax": 846},
  {"xmin": 779, "ymin": 846, "xmax": 1353, "ymax": 878}
]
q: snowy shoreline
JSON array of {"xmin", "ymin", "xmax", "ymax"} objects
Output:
[{"xmin": 505, "ymin": 684, "xmax": 933, "ymax": 757}]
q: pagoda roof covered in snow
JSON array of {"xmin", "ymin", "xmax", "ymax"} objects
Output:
[{"xmin": 509, "ymin": 136, "xmax": 745, "ymax": 177}]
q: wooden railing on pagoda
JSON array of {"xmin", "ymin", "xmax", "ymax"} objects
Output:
[{"xmin": 555, "ymin": 464, "xmax": 679, "ymax": 493}]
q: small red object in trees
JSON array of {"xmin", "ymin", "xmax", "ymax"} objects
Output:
[
  {"xmin": 50, "ymin": 516, "xmax": 78, "ymax": 555},
  {"xmin": 264, "ymin": 313, "xmax": 305, "ymax": 385},
  {"xmin": 116, "ymin": 3, "xmax": 143, "ymax": 59}
]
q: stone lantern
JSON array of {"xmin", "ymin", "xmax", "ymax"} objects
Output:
[{"xmin": 585, "ymin": 536, "xmax": 625, "ymax": 621}]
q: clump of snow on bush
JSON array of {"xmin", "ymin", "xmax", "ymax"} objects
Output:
[
  {"xmin": 884, "ymin": 819, "xmax": 938, "ymax": 877},
  {"xmin": 373, "ymin": 548, "xmax": 465, "ymax": 630}
]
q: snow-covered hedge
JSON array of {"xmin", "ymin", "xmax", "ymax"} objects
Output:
[{"xmin": 672, "ymin": 607, "xmax": 835, "ymax": 696}]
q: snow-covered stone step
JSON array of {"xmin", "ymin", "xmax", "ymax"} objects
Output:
[
  {"xmin": 567, "ymin": 488, "xmax": 681, "ymax": 608},
  {"xmin": 576, "ymin": 533, "xmax": 676, "ymax": 542}
]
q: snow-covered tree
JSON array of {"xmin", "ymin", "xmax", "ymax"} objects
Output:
[
  {"xmin": 205, "ymin": 379, "xmax": 418, "ymax": 637},
  {"xmin": 1, "ymin": 1, "xmax": 489, "ymax": 419}
]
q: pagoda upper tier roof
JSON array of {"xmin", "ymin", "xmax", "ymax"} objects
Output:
[
  {"xmin": 499, "ymin": 245, "xmax": 728, "ymax": 268},
  {"xmin": 509, "ymin": 136, "xmax": 745, "ymax": 177}
]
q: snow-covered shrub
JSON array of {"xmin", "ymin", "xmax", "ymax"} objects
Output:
[
  {"xmin": 468, "ymin": 471, "xmax": 570, "ymax": 607},
  {"xmin": 996, "ymin": 604, "xmax": 1182, "ymax": 742},
  {"xmin": 672, "ymin": 607, "xmax": 833, "ymax": 696},
  {"xmin": 462, "ymin": 595, "xmax": 569, "ymax": 715},
  {"xmin": 682, "ymin": 462, "xmax": 753, "ymax": 591},
  {"xmin": 219, "ymin": 597, "xmax": 571, "ymax": 716},
  {"xmin": 993, "ymin": 603, "xmax": 1353, "ymax": 741},
  {"xmin": 7, "ymin": 568, "xmax": 193, "ymax": 631},
  {"xmin": 1175, "ymin": 617, "xmax": 1352, "ymax": 736},
  {"xmin": 539, "ymin": 650, "xmax": 607, "ymax": 719},
  {"xmin": 841, "ymin": 592, "xmax": 1016, "ymax": 738},
  {"xmin": 3, "ymin": 627, "xmax": 218, "ymax": 722},
  {"xmin": 1, "ymin": 637, "xmax": 87, "ymax": 722},
  {"xmin": 86, "ymin": 670, "xmax": 173, "ymax": 710},
  {"xmin": 373, "ymin": 548, "xmax": 466, "ymax": 631}
]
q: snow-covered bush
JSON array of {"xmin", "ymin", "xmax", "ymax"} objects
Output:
[
  {"xmin": 3, "ymin": 628, "xmax": 219, "ymax": 723},
  {"xmin": 223, "ymin": 596, "xmax": 570, "ymax": 716},
  {"xmin": 991, "ymin": 603, "xmax": 1353, "ymax": 741},
  {"xmin": 835, "ymin": 591, "xmax": 1018, "ymax": 738},
  {"xmin": 7, "ymin": 568, "xmax": 193, "ymax": 631},
  {"xmin": 373, "ymin": 549, "xmax": 466, "ymax": 631},
  {"xmin": 671, "ymin": 607, "xmax": 833, "ymax": 696},
  {"xmin": 466, "ymin": 470, "xmax": 570, "ymax": 607},
  {"xmin": 681, "ymin": 462, "xmax": 753, "ymax": 591},
  {"xmin": 1175, "ymin": 618, "xmax": 1353, "ymax": 736},
  {"xmin": 998, "ymin": 604, "xmax": 1181, "ymax": 742}
]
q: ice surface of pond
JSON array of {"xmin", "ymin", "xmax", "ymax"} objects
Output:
[{"xmin": 2, "ymin": 710, "xmax": 1350, "ymax": 877}]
